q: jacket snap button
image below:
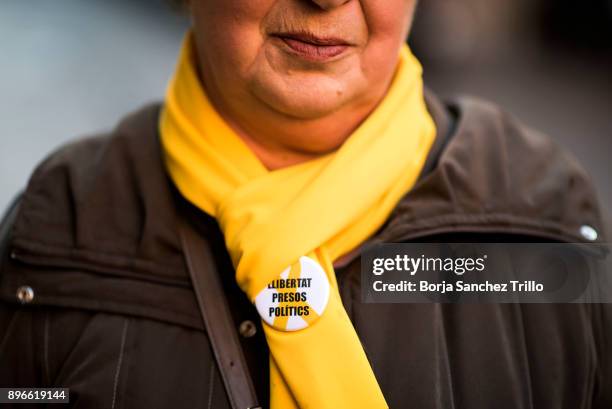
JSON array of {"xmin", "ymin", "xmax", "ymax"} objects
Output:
[
  {"xmin": 580, "ymin": 225, "xmax": 598, "ymax": 241},
  {"xmin": 16, "ymin": 286, "xmax": 35, "ymax": 304},
  {"xmin": 239, "ymin": 320, "xmax": 257, "ymax": 338}
]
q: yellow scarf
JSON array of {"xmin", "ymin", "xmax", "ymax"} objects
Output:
[{"xmin": 161, "ymin": 33, "xmax": 436, "ymax": 409}]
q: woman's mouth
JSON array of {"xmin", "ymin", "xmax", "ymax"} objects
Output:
[{"xmin": 272, "ymin": 32, "xmax": 352, "ymax": 62}]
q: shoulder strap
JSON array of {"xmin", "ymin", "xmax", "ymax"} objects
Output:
[{"xmin": 179, "ymin": 217, "xmax": 261, "ymax": 409}]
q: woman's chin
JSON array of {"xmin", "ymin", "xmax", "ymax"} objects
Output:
[
  {"xmin": 247, "ymin": 64, "xmax": 367, "ymax": 121},
  {"xmin": 271, "ymin": 96, "xmax": 346, "ymax": 120}
]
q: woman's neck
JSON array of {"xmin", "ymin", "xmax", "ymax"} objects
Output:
[
  {"xmin": 197, "ymin": 56, "xmax": 388, "ymax": 171},
  {"xmin": 222, "ymin": 103, "xmax": 377, "ymax": 170}
]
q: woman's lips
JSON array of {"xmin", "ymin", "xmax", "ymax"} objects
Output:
[{"xmin": 273, "ymin": 32, "xmax": 351, "ymax": 62}]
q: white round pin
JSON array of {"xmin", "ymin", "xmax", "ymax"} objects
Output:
[
  {"xmin": 255, "ymin": 256, "xmax": 330, "ymax": 332},
  {"xmin": 580, "ymin": 225, "xmax": 598, "ymax": 241}
]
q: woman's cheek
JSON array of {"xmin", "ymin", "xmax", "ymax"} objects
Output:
[{"xmin": 361, "ymin": 0, "xmax": 416, "ymax": 40}]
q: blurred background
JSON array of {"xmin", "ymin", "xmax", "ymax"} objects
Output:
[{"xmin": 1, "ymin": 0, "xmax": 610, "ymax": 224}]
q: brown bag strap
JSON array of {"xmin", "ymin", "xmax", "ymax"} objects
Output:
[{"xmin": 179, "ymin": 217, "xmax": 261, "ymax": 409}]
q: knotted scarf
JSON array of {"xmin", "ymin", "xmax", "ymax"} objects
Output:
[{"xmin": 161, "ymin": 33, "xmax": 436, "ymax": 409}]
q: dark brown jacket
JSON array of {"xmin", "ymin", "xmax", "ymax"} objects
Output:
[{"xmin": 1, "ymin": 93, "xmax": 610, "ymax": 409}]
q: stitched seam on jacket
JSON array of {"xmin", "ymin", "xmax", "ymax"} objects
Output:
[
  {"xmin": 390, "ymin": 212, "xmax": 583, "ymax": 231},
  {"xmin": 0, "ymin": 293, "xmax": 204, "ymax": 331},
  {"xmin": 111, "ymin": 319, "xmax": 129, "ymax": 409},
  {"xmin": 11, "ymin": 237, "xmax": 186, "ymax": 278},
  {"xmin": 207, "ymin": 362, "xmax": 215, "ymax": 409},
  {"xmin": 43, "ymin": 311, "xmax": 50, "ymax": 385},
  {"xmin": 380, "ymin": 212, "xmax": 593, "ymax": 243}
]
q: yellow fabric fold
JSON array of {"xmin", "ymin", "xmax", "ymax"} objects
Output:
[{"xmin": 160, "ymin": 32, "xmax": 436, "ymax": 409}]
